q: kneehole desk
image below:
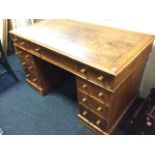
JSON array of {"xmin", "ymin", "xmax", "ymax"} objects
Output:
[{"xmin": 10, "ymin": 19, "xmax": 154, "ymax": 134}]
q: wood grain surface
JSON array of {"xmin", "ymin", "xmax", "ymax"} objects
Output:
[{"xmin": 10, "ymin": 19, "xmax": 155, "ymax": 76}]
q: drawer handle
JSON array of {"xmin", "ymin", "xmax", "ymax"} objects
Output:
[
  {"xmin": 22, "ymin": 62, "xmax": 26, "ymax": 66},
  {"xmin": 105, "ymin": 85, "xmax": 111, "ymax": 89},
  {"xmin": 35, "ymin": 48, "xmax": 40, "ymax": 51},
  {"xmin": 25, "ymin": 55, "xmax": 30, "ymax": 58},
  {"xmin": 13, "ymin": 38, "xmax": 18, "ymax": 42},
  {"xmin": 82, "ymin": 97, "xmax": 87, "ymax": 103},
  {"xmin": 80, "ymin": 68, "xmax": 87, "ymax": 73},
  {"xmin": 33, "ymin": 78, "xmax": 37, "ymax": 82},
  {"xmin": 82, "ymin": 84, "xmax": 87, "ymax": 89},
  {"xmin": 20, "ymin": 42, "xmax": 25, "ymax": 45},
  {"xmin": 97, "ymin": 107, "xmax": 102, "ymax": 112},
  {"xmin": 26, "ymin": 74, "xmax": 30, "ymax": 77},
  {"xmin": 82, "ymin": 111, "xmax": 87, "ymax": 116},
  {"xmin": 97, "ymin": 75, "xmax": 104, "ymax": 81},
  {"xmin": 98, "ymin": 92, "xmax": 103, "ymax": 97},
  {"xmin": 28, "ymin": 66, "xmax": 33, "ymax": 70},
  {"xmin": 17, "ymin": 51, "xmax": 22, "ymax": 54},
  {"xmin": 96, "ymin": 120, "xmax": 101, "ymax": 126}
]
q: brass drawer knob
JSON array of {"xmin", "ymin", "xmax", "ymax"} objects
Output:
[
  {"xmin": 80, "ymin": 68, "xmax": 87, "ymax": 73},
  {"xmin": 82, "ymin": 97, "xmax": 87, "ymax": 103},
  {"xmin": 28, "ymin": 66, "xmax": 33, "ymax": 70},
  {"xmin": 35, "ymin": 48, "xmax": 40, "ymax": 51},
  {"xmin": 82, "ymin": 111, "xmax": 87, "ymax": 116},
  {"xmin": 82, "ymin": 84, "xmax": 87, "ymax": 89},
  {"xmin": 33, "ymin": 78, "xmax": 37, "ymax": 82},
  {"xmin": 22, "ymin": 62, "xmax": 26, "ymax": 66},
  {"xmin": 98, "ymin": 92, "xmax": 103, "ymax": 97},
  {"xmin": 26, "ymin": 74, "xmax": 30, "ymax": 77},
  {"xmin": 97, "ymin": 75, "xmax": 104, "ymax": 81},
  {"xmin": 97, "ymin": 107, "xmax": 102, "ymax": 112},
  {"xmin": 17, "ymin": 51, "xmax": 22, "ymax": 54},
  {"xmin": 14, "ymin": 38, "xmax": 18, "ymax": 42},
  {"xmin": 25, "ymin": 55, "xmax": 30, "ymax": 58},
  {"xmin": 96, "ymin": 120, "xmax": 101, "ymax": 126},
  {"xmin": 20, "ymin": 42, "xmax": 25, "ymax": 45}
]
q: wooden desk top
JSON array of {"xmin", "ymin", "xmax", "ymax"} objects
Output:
[{"xmin": 10, "ymin": 19, "xmax": 154, "ymax": 76}]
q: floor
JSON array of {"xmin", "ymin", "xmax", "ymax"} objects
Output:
[{"xmin": 0, "ymin": 54, "xmax": 125, "ymax": 135}]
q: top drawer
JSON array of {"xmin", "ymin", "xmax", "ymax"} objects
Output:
[
  {"xmin": 76, "ymin": 62, "xmax": 114, "ymax": 90},
  {"xmin": 12, "ymin": 36, "xmax": 29, "ymax": 50}
]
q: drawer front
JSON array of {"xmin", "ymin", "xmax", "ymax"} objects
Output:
[
  {"xmin": 79, "ymin": 104, "xmax": 108, "ymax": 131},
  {"xmin": 40, "ymin": 47, "xmax": 77, "ymax": 73},
  {"xmin": 15, "ymin": 47, "xmax": 34, "ymax": 63},
  {"xmin": 78, "ymin": 91, "xmax": 109, "ymax": 118},
  {"xmin": 12, "ymin": 36, "xmax": 29, "ymax": 50},
  {"xmin": 61, "ymin": 56, "xmax": 76, "ymax": 71},
  {"xmin": 76, "ymin": 63, "xmax": 113, "ymax": 89},
  {"xmin": 40, "ymin": 48, "xmax": 61, "ymax": 63},
  {"xmin": 77, "ymin": 77, "xmax": 111, "ymax": 105},
  {"xmin": 87, "ymin": 67, "xmax": 112, "ymax": 89},
  {"xmin": 28, "ymin": 42, "xmax": 42, "ymax": 56},
  {"xmin": 77, "ymin": 63, "xmax": 88, "ymax": 78},
  {"xmin": 22, "ymin": 61, "xmax": 38, "ymax": 75},
  {"xmin": 25, "ymin": 70, "xmax": 41, "ymax": 87}
]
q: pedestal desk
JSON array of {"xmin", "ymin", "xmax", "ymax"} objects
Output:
[{"xmin": 10, "ymin": 19, "xmax": 154, "ymax": 134}]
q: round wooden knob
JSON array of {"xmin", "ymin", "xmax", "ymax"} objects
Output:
[
  {"xmin": 97, "ymin": 107, "xmax": 102, "ymax": 112},
  {"xmin": 20, "ymin": 42, "xmax": 25, "ymax": 45},
  {"xmin": 97, "ymin": 75, "xmax": 104, "ymax": 81},
  {"xmin": 28, "ymin": 66, "xmax": 33, "ymax": 70},
  {"xmin": 82, "ymin": 111, "xmax": 87, "ymax": 116},
  {"xmin": 98, "ymin": 92, "xmax": 103, "ymax": 97},
  {"xmin": 105, "ymin": 85, "xmax": 111, "ymax": 89},
  {"xmin": 22, "ymin": 62, "xmax": 26, "ymax": 66},
  {"xmin": 17, "ymin": 51, "xmax": 22, "ymax": 54},
  {"xmin": 25, "ymin": 55, "xmax": 29, "ymax": 58},
  {"xmin": 82, "ymin": 97, "xmax": 87, "ymax": 103},
  {"xmin": 26, "ymin": 74, "xmax": 30, "ymax": 77},
  {"xmin": 14, "ymin": 38, "xmax": 18, "ymax": 42},
  {"xmin": 80, "ymin": 68, "xmax": 87, "ymax": 73},
  {"xmin": 33, "ymin": 78, "xmax": 37, "ymax": 82},
  {"xmin": 35, "ymin": 48, "xmax": 40, "ymax": 51},
  {"xmin": 96, "ymin": 120, "xmax": 101, "ymax": 126},
  {"xmin": 82, "ymin": 84, "xmax": 87, "ymax": 89}
]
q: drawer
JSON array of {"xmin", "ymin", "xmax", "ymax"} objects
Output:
[
  {"xmin": 76, "ymin": 63, "xmax": 113, "ymax": 89},
  {"xmin": 25, "ymin": 70, "xmax": 41, "ymax": 87},
  {"xmin": 87, "ymin": 67, "xmax": 112, "ymax": 89},
  {"xmin": 12, "ymin": 36, "xmax": 29, "ymax": 50},
  {"xmin": 78, "ymin": 91, "xmax": 109, "ymax": 118},
  {"xmin": 61, "ymin": 56, "xmax": 76, "ymax": 71},
  {"xmin": 77, "ymin": 77, "xmax": 111, "ymax": 105},
  {"xmin": 15, "ymin": 47, "xmax": 34, "ymax": 63},
  {"xmin": 40, "ymin": 47, "xmax": 77, "ymax": 72},
  {"xmin": 28, "ymin": 42, "xmax": 42, "ymax": 56},
  {"xmin": 77, "ymin": 63, "xmax": 88, "ymax": 78},
  {"xmin": 22, "ymin": 61, "xmax": 38, "ymax": 75},
  {"xmin": 40, "ymin": 48, "xmax": 62, "ymax": 63},
  {"xmin": 79, "ymin": 104, "xmax": 108, "ymax": 131}
]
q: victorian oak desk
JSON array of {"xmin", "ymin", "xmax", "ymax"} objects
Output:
[{"xmin": 10, "ymin": 20, "xmax": 154, "ymax": 135}]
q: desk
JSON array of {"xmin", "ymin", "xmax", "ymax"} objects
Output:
[{"xmin": 10, "ymin": 19, "xmax": 154, "ymax": 134}]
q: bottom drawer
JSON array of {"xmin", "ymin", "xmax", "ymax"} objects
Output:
[
  {"xmin": 79, "ymin": 104, "xmax": 108, "ymax": 131},
  {"xmin": 25, "ymin": 70, "xmax": 41, "ymax": 87}
]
